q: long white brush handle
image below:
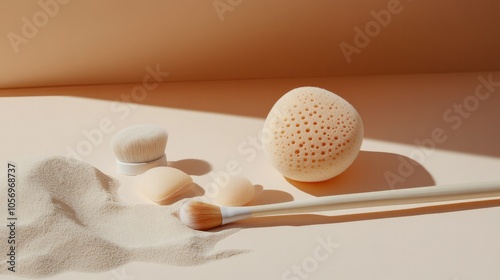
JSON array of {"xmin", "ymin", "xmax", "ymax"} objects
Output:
[{"xmin": 222, "ymin": 181, "xmax": 500, "ymax": 222}]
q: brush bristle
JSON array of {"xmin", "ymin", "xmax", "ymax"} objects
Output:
[
  {"xmin": 111, "ymin": 124, "xmax": 167, "ymax": 163},
  {"xmin": 179, "ymin": 201, "xmax": 223, "ymax": 230}
]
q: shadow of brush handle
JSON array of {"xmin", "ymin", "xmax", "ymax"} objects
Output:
[{"xmin": 246, "ymin": 181, "xmax": 500, "ymax": 217}]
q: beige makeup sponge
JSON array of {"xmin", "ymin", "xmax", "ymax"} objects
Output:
[
  {"xmin": 262, "ymin": 87, "xmax": 364, "ymax": 182},
  {"xmin": 135, "ymin": 167, "xmax": 193, "ymax": 204},
  {"xmin": 207, "ymin": 176, "xmax": 255, "ymax": 206}
]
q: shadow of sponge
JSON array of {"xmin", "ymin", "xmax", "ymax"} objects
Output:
[{"xmin": 286, "ymin": 150, "xmax": 435, "ymax": 197}]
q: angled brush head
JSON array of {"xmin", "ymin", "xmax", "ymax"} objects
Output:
[{"xmin": 179, "ymin": 200, "xmax": 223, "ymax": 230}]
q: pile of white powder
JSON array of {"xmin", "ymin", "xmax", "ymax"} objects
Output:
[{"xmin": 0, "ymin": 156, "xmax": 242, "ymax": 277}]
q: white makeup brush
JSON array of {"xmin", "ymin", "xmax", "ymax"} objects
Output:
[
  {"xmin": 179, "ymin": 181, "xmax": 500, "ymax": 230},
  {"xmin": 111, "ymin": 124, "xmax": 168, "ymax": 175}
]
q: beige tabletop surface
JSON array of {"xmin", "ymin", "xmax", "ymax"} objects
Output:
[{"xmin": 1, "ymin": 72, "xmax": 500, "ymax": 280}]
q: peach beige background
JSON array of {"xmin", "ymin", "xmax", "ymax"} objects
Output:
[
  {"xmin": 1, "ymin": 0, "xmax": 500, "ymax": 88},
  {"xmin": 1, "ymin": 1, "xmax": 500, "ymax": 280}
]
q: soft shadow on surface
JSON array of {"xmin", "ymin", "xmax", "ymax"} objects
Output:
[
  {"xmin": 5, "ymin": 73, "xmax": 500, "ymax": 157},
  {"xmin": 246, "ymin": 187, "xmax": 294, "ymax": 206},
  {"xmin": 287, "ymin": 150, "xmax": 436, "ymax": 197},
  {"xmin": 168, "ymin": 159, "xmax": 212, "ymax": 176},
  {"xmin": 214, "ymin": 198, "xmax": 500, "ymax": 230},
  {"xmin": 157, "ymin": 183, "xmax": 205, "ymax": 205}
]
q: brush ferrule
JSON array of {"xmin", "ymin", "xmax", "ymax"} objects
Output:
[
  {"xmin": 116, "ymin": 154, "xmax": 167, "ymax": 175},
  {"xmin": 220, "ymin": 206, "xmax": 252, "ymax": 225}
]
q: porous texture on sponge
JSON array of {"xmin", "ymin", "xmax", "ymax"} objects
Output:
[{"xmin": 262, "ymin": 87, "xmax": 363, "ymax": 182}]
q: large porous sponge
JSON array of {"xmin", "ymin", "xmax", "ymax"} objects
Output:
[{"xmin": 262, "ymin": 87, "xmax": 364, "ymax": 182}]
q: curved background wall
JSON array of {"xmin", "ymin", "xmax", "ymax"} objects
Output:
[{"xmin": 1, "ymin": 0, "xmax": 499, "ymax": 88}]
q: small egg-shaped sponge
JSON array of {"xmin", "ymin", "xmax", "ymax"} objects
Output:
[
  {"xmin": 135, "ymin": 167, "xmax": 193, "ymax": 204},
  {"xmin": 262, "ymin": 87, "xmax": 363, "ymax": 182},
  {"xmin": 207, "ymin": 176, "xmax": 255, "ymax": 206}
]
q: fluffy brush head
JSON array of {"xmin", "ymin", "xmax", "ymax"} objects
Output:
[
  {"xmin": 179, "ymin": 200, "xmax": 222, "ymax": 230},
  {"xmin": 111, "ymin": 124, "xmax": 168, "ymax": 163}
]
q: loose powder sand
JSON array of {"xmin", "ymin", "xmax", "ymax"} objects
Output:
[{"xmin": 0, "ymin": 156, "xmax": 243, "ymax": 277}]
